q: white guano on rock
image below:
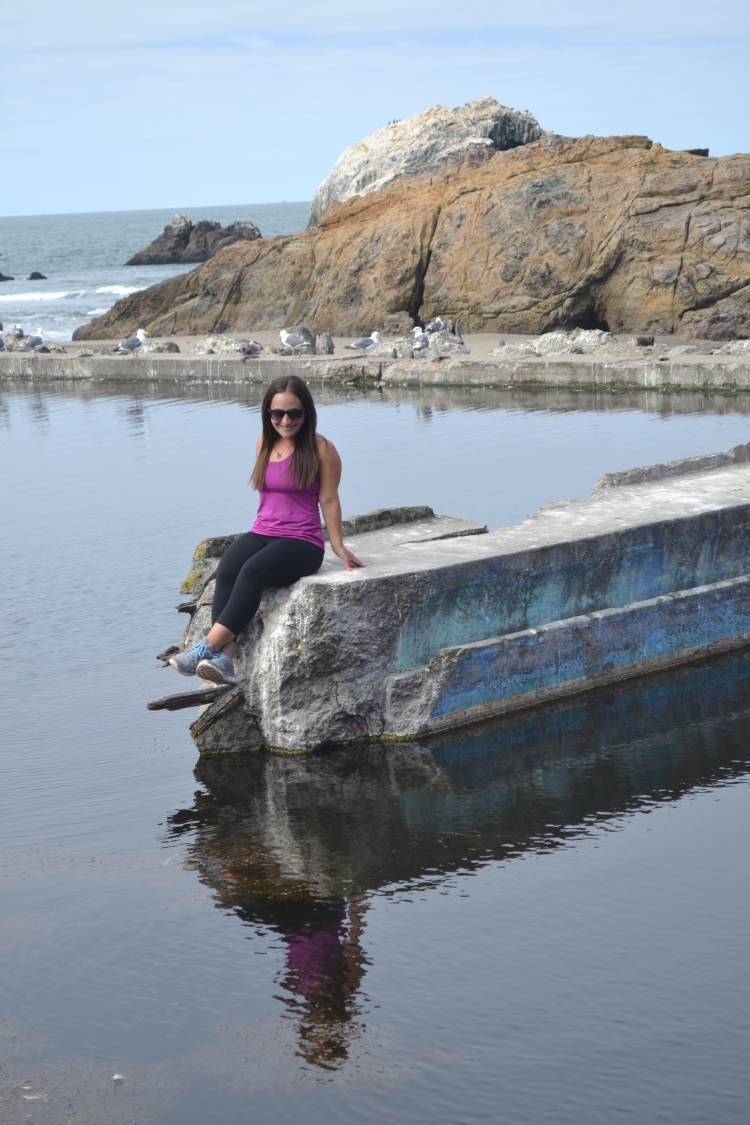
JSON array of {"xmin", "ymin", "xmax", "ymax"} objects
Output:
[{"xmin": 308, "ymin": 97, "xmax": 543, "ymax": 228}]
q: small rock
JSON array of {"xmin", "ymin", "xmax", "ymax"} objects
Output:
[
  {"xmin": 291, "ymin": 325, "xmax": 317, "ymax": 353},
  {"xmin": 0, "ymin": 272, "xmax": 14, "ymax": 282},
  {"xmin": 315, "ymin": 332, "xmax": 334, "ymax": 355},
  {"xmin": 629, "ymin": 335, "xmax": 655, "ymax": 346},
  {"xmin": 28, "ymin": 271, "xmax": 47, "ymax": 280},
  {"xmin": 144, "ymin": 340, "xmax": 181, "ymax": 354}
]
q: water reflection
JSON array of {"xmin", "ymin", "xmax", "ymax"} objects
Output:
[{"xmin": 168, "ymin": 652, "xmax": 750, "ymax": 1069}]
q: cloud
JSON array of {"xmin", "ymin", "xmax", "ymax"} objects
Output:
[{"xmin": 3, "ymin": 0, "xmax": 748, "ymax": 215}]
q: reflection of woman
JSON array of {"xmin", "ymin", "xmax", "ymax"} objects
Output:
[
  {"xmin": 170, "ymin": 375, "xmax": 364, "ymax": 684},
  {"xmin": 279, "ymin": 897, "xmax": 369, "ymax": 1069}
]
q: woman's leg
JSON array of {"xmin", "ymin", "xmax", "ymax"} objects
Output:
[
  {"xmin": 210, "ymin": 537, "xmax": 324, "ymax": 640},
  {"xmin": 210, "ymin": 532, "xmax": 269, "ymax": 656}
]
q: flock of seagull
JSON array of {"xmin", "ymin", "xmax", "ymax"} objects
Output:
[{"xmin": 2, "ymin": 317, "xmax": 448, "ymax": 359}]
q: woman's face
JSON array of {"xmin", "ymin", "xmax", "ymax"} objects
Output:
[{"xmin": 269, "ymin": 391, "xmax": 305, "ymax": 441}]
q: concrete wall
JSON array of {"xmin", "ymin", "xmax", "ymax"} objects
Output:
[
  {"xmin": 385, "ymin": 575, "xmax": 750, "ymax": 734},
  {"xmin": 175, "ymin": 462, "xmax": 750, "ymax": 753}
]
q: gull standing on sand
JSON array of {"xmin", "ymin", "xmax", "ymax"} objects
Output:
[
  {"xmin": 279, "ymin": 330, "xmax": 311, "ymax": 355},
  {"xmin": 345, "ymin": 331, "xmax": 381, "ymax": 355},
  {"xmin": 425, "ymin": 317, "xmax": 444, "ymax": 333},
  {"xmin": 116, "ymin": 328, "xmax": 148, "ymax": 357},
  {"xmin": 412, "ymin": 327, "xmax": 430, "ymax": 353},
  {"xmin": 18, "ymin": 328, "xmax": 44, "ymax": 351}
]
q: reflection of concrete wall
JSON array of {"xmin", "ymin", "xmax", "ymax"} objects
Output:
[
  {"xmin": 184, "ymin": 650, "xmax": 750, "ymax": 904},
  {"xmin": 189, "ymin": 460, "xmax": 750, "ymax": 751}
]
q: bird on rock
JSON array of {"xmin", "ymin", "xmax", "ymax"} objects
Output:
[
  {"xmin": 279, "ymin": 330, "xmax": 311, "ymax": 355},
  {"xmin": 346, "ymin": 331, "xmax": 381, "ymax": 355},
  {"xmin": 11, "ymin": 324, "xmax": 24, "ymax": 338},
  {"xmin": 412, "ymin": 327, "xmax": 430, "ymax": 353},
  {"xmin": 116, "ymin": 328, "xmax": 148, "ymax": 357},
  {"xmin": 18, "ymin": 327, "xmax": 44, "ymax": 351},
  {"xmin": 425, "ymin": 317, "xmax": 444, "ymax": 333},
  {"xmin": 239, "ymin": 341, "xmax": 262, "ymax": 363}
]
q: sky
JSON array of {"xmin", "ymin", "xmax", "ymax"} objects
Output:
[{"xmin": 3, "ymin": 0, "xmax": 749, "ymax": 216}]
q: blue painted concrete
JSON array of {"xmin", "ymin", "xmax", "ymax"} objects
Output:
[
  {"xmin": 392, "ymin": 506, "xmax": 750, "ymax": 672},
  {"xmin": 427, "ymin": 575, "xmax": 750, "ymax": 726}
]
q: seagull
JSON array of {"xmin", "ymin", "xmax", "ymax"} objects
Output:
[
  {"xmin": 412, "ymin": 327, "xmax": 430, "ymax": 352},
  {"xmin": 116, "ymin": 328, "xmax": 148, "ymax": 357},
  {"xmin": 346, "ymin": 331, "xmax": 381, "ymax": 355},
  {"xmin": 11, "ymin": 324, "xmax": 24, "ymax": 338},
  {"xmin": 279, "ymin": 330, "xmax": 311, "ymax": 355},
  {"xmin": 239, "ymin": 340, "xmax": 262, "ymax": 363},
  {"xmin": 18, "ymin": 327, "xmax": 44, "ymax": 351},
  {"xmin": 425, "ymin": 317, "xmax": 444, "ymax": 333}
]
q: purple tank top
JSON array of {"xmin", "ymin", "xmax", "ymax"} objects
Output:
[{"xmin": 251, "ymin": 455, "xmax": 325, "ymax": 550}]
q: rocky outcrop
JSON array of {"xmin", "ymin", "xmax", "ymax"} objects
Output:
[
  {"xmin": 75, "ymin": 134, "xmax": 750, "ymax": 341},
  {"xmin": 681, "ymin": 284, "xmax": 750, "ymax": 340},
  {"xmin": 308, "ymin": 97, "xmax": 543, "ymax": 228},
  {"xmin": 126, "ymin": 213, "xmax": 262, "ymax": 265}
]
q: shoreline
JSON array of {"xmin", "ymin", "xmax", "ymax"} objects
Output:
[{"xmin": 4, "ymin": 342, "xmax": 750, "ymax": 394}]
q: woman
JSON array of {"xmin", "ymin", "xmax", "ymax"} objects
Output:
[{"xmin": 170, "ymin": 375, "xmax": 364, "ymax": 685}]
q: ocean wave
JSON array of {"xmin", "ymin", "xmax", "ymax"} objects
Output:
[
  {"xmin": 95, "ymin": 285, "xmax": 142, "ymax": 296},
  {"xmin": 0, "ymin": 291, "xmax": 71, "ymax": 302},
  {"xmin": 86, "ymin": 308, "xmax": 106, "ymax": 316}
]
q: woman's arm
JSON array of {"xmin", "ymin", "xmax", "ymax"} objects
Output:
[{"xmin": 317, "ymin": 437, "xmax": 365, "ymax": 572}]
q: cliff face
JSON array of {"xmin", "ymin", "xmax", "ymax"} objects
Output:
[
  {"xmin": 307, "ymin": 97, "xmax": 543, "ymax": 228},
  {"xmin": 75, "ymin": 134, "xmax": 750, "ymax": 341},
  {"xmin": 125, "ymin": 213, "xmax": 261, "ymax": 265}
]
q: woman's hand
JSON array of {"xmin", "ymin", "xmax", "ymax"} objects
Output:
[{"xmin": 333, "ymin": 544, "xmax": 366, "ymax": 572}]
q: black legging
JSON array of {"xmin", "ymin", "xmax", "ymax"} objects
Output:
[{"xmin": 212, "ymin": 532, "xmax": 325, "ymax": 636}]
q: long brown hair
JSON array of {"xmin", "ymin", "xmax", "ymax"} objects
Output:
[{"xmin": 251, "ymin": 376, "xmax": 321, "ymax": 491}]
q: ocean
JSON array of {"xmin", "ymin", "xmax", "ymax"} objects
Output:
[{"xmin": 0, "ymin": 202, "xmax": 310, "ymax": 341}]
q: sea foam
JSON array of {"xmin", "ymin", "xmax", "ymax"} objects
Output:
[
  {"xmin": 0, "ymin": 291, "xmax": 70, "ymax": 302},
  {"xmin": 96, "ymin": 285, "xmax": 141, "ymax": 296}
]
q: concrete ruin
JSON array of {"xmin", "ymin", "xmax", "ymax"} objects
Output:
[{"xmin": 154, "ymin": 444, "xmax": 750, "ymax": 754}]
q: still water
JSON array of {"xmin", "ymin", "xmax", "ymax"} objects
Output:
[{"xmin": 2, "ymin": 381, "xmax": 750, "ymax": 1123}]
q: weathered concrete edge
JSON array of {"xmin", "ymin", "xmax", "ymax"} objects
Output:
[
  {"xmin": 383, "ymin": 573, "xmax": 750, "ymax": 737},
  {"xmin": 591, "ymin": 442, "xmax": 750, "ymax": 495},
  {"xmin": 5, "ymin": 351, "xmax": 750, "ymax": 392}
]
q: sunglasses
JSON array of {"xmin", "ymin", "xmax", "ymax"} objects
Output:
[{"xmin": 268, "ymin": 408, "xmax": 305, "ymax": 422}]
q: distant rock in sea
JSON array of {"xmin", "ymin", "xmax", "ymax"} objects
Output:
[
  {"xmin": 126, "ymin": 214, "xmax": 262, "ymax": 266},
  {"xmin": 0, "ymin": 272, "xmax": 14, "ymax": 282},
  {"xmin": 28, "ymin": 271, "xmax": 46, "ymax": 280},
  {"xmin": 307, "ymin": 97, "xmax": 543, "ymax": 228}
]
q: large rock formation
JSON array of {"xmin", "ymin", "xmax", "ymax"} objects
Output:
[
  {"xmin": 307, "ymin": 97, "xmax": 543, "ymax": 228},
  {"xmin": 75, "ymin": 134, "xmax": 750, "ymax": 341},
  {"xmin": 126, "ymin": 213, "xmax": 261, "ymax": 265}
]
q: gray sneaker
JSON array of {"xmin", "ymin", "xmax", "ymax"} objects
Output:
[
  {"xmin": 168, "ymin": 635, "xmax": 213, "ymax": 676},
  {"xmin": 197, "ymin": 652, "xmax": 237, "ymax": 685}
]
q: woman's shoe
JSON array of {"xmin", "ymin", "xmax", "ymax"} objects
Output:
[
  {"xmin": 196, "ymin": 652, "xmax": 237, "ymax": 685},
  {"xmin": 168, "ymin": 636, "xmax": 212, "ymax": 676}
]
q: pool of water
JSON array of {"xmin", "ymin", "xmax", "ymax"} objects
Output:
[{"xmin": 2, "ymin": 382, "xmax": 750, "ymax": 1123}]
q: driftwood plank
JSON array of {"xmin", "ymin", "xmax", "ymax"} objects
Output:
[
  {"xmin": 147, "ymin": 685, "xmax": 232, "ymax": 711},
  {"xmin": 190, "ymin": 685, "xmax": 244, "ymax": 736}
]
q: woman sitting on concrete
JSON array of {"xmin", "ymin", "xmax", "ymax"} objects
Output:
[{"xmin": 170, "ymin": 375, "xmax": 364, "ymax": 685}]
